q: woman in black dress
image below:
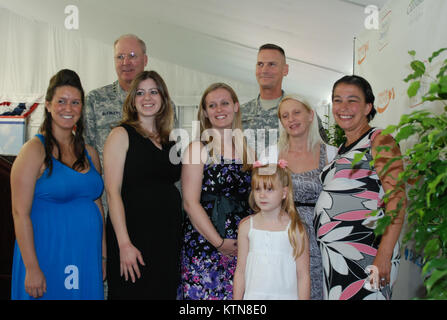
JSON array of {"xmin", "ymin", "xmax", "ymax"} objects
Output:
[{"xmin": 103, "ymin": 70, "xmax": 182, "ymax": 299}]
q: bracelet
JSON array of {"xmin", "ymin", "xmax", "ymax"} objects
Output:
[{"xmin": 215, "ymin": 238, "xmax": 225, "ymax": 249}]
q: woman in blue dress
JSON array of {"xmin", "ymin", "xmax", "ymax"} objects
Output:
[{"xmin": 10, "ymin": 69, "xmax": 105, "ymax": 300}]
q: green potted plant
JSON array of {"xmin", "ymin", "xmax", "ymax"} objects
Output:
[
  {"xmin": 372, "ymin": 48, "xmax": 447, "ymax": 299},
  {"xmin": 322, "ymin": 115, "xmax": 346, "ymax": 147}
]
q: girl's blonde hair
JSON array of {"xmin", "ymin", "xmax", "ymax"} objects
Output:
[
  {"xmin": 197, "ymin": 82, "xmax": 254, "ymax": 169},
  {"xmin": 277, "ymin": 94, "xmax": 323, "ymax": 154},
  {"xmin": 248, "ymin": 165, "xmax": 307, "ymax": 259}
]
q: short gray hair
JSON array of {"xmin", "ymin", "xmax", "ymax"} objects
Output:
[{"xmin": 114, "ymin": 34, "xmax": 147, "ymax": 54}]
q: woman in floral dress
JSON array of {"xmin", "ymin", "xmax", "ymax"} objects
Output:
[
  {"xmin": 178, "ymin": 83, "xmax": 253, "ymax": 300},
  {"xmin": 314, "ymin": 75, "xmax": 406, "ymax": 300}
]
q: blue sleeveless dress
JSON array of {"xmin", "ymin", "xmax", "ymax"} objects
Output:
[{"xmin": 11, "ymin": 134, "xmax": 104, "ymax": 300}]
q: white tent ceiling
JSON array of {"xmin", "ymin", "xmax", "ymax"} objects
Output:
[{"xmin": 0, "ymin": 0, "xmax": 388, "ymax": 105}]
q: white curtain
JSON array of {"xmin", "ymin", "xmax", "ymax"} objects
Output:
[
  {"xmin": 0, "ymin": 7, "xmax": 258, "ymax": 141},
  {"xmin": 0, "ymin": 7, "xmax": 116, "ymax": 104},
  {"xmin": 0, "ymin": 7, "xmax": 257, "ymax": 105}
]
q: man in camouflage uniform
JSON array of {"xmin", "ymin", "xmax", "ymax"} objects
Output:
[
  {"xmin": 241, "ymin": 44, "xmax": 288, "ymax": 156},
  {"xmin": 84, "ymin": 34, "xmax": 148, "ymax": 163},
  {"xmin": 241, "ymin": 44, "xmax": 328, "ymax": 157},
  {"xmin": 84, "ymin": 34, "xmax": 178, "ymax": 160}
]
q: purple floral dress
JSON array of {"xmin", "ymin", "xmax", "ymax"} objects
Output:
[{"xmin": 178, "ymin": 158, "xmax": 251, "ymax": 300}]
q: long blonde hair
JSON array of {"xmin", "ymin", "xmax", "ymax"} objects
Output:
[
  {"xmin": 277, "ymin": 94, "xmax": 322, "ymax": 154},
  {"xmin": 197, "ymin": 82, "xmax": 254, "ymax": 169},
  {"xmin": 248, "ymin": 165, "xmax": 307, "ymax": 259}
]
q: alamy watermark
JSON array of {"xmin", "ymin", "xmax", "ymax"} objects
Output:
[
  {"xmin": 63, "ymin": 4, "xmax": 379, "ymax": 31},
  {"xmin": 64, "ymin": 265, "xmax": 79, "ymax": 290},
  {"xmin": 364, "ymin": 265, "xmax": 390, "ymax": 291},
  {"xmin": 364, "ymin": 5, "xmax": 379, "ymax": 30},
  {"xmin": 64, "ymin": 5, "xmax": 79, "ymax": 30},
  {"xmin": 168, "ymin": 121, "xmax": 278, "ymax": 166}
]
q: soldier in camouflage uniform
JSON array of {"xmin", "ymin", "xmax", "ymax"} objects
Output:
[
  {"xmin": 241, "ymin": 44, "xmax": 288, "ymax": 156},
  {"xmin": 84, "ymin": 34, "xmax": 179, "ymax": 160},
  {"xmin": 84, "ymin": 34, "xmax": 148, "ymax": 163},
  {"xmin": 241, "ymin": 44, "xmax": 328, "ymax": 156}
]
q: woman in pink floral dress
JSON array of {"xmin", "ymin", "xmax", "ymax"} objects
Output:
[{"xmin": 314, "ymin": 75, "xmax": 406, "ymax": 300}]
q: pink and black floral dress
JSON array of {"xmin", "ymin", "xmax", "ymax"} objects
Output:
[{"xmin": 315, "ymin": 128, "xmax": 401, "ymax": 300}]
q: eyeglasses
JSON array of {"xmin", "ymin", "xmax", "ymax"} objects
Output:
[{"xmin": 115, "ymin": 52, "xmax": 138, "ymax": 61}]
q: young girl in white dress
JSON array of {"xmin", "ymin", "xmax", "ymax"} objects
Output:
[{"xmin": 233, "ymin": 160, "xmax": 310, "ymax": 300}]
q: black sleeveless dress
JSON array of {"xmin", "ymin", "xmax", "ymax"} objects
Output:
[{"xmin": 106, "ymin": 124, "xmax": 182, "ymax": 300}]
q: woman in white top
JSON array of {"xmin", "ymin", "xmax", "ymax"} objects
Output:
[{"xmin": 233, "ymin": 160, "xmax": 310, "ymax": 300}]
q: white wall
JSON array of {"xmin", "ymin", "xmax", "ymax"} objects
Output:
[{"xmin": 354, "ymin": 0, "xmax": 446, "ymax": 151}]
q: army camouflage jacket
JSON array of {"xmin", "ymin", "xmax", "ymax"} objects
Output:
[
  {"xmin": 84, "ymin": 80, "xmax": 127, "ymax": 162},
  {"xmin": 241, "ymin": 91, "xmax": 284, "ymax": 155}
]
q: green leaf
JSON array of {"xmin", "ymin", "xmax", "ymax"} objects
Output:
[
  {"xmin": 426, "ymin": 282, "xmax": 447, "ymax": 299},
  {"xmin": 374, "ymin": 145, "xmax": 391, "ymax": 153},
  {"xmin": 408, "ymin": 50, "xmax": 416, "ymax": 57},
  {"xmin": 425, "ymin": 269, "xmax": 447, "ymax": 294},
  {"xmin": 368, "ymin": 209, "xmax": 380, "ymax": 217},
  {"xmin": 440, "ymin": 75, "xmax": 447, "ymax": 90},
  {"xmin": 424, "ymin": 238, "xmax": 441, "ymax": 259},
  {"xmin": 404, "ymin": 60, "xmax": 425, "ymax": 83},
  {"xmin": 395, "ymin": 125, "xmax": 416, "ymax": 141},
  {"xmin": 427, "ymin": 171, "xmax": 447, "ymax": 203},
  {"xmin": 421, "ymin": 116, "xmax": 439, "ymax": 129},
  {"xmin": 410, "ymin": 60, "xmax": 426, "ymax": 75},
  {"xmin": 422, "ymin": 95, "xmax": 442, "ymax": 102},
  {"xmin": 408, "ymin": 81, "xmax": 421, "ymax": 98},
  {"xmin": 428, "ymin": 48, "xmax": 447, "ymax": 63},
  {"xmin": 427, "ymin": 129, "xmax": 442, "ymax": 145},
  {"xmin": 436, "ymin": 63, "xmax": 447, "ymax": 79},
  {"xmin": 377, "ymin": 156, "xmax": 403, "ymax": 177},
  {"xmin": 381, "ymin": 125, "xmax": 397, "ymax": 135},
  {"xmin": 429, "ymin": 83, "xmax": 440, "ymax": 94},
  {"xmin": 374, "ymin": 215, "xmax": 392, "ymax": 236},
  {"xmin": 351, "ymin": 150, "xmax": 368, "ymax": 168},
  {"xmin": 422, "ymin": 258, "xmax": 447, "ymax": 276},
  {"xmin": 404, "ymin": 73, "xmax": 418, "ymax": 83}
]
